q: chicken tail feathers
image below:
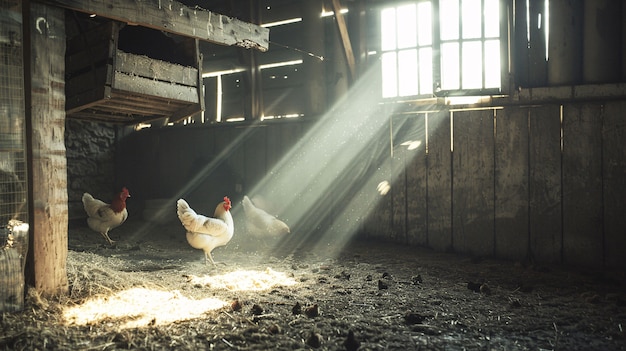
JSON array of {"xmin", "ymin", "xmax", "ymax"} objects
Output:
[
  {"xmin": 177, "ymin": 199, "xmax": 199, "ymax": 232},
  {"xmin": 82, "ymin": 192, "xmax": 94, "ymax": 204},
  {"xmin": 241, "ymin": 195, "xmax": 253, "ymax": 212}
]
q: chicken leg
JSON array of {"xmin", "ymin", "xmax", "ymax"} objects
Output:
[
  {"xmin": 204, "ymin": 251, "xmax": 228, "ymax": 266},
  {"xmin": 204, "ymin": 251, "xmax": 215, "ymax": 266},
  {"xmin": 101, "ymin": 230, "xmax": 115, "ymax": 245}
]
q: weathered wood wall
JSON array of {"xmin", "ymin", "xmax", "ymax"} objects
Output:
[
  {"xmin": 115, "ymin": 100, "xmax": 626, "ymax": 269},
  {"xmin": 366, "ymin": 101, "xmax": 626, "ymax": 268},
  {"xmin": 26, "ymin": 2, "xmax": 69, "ymax": 295},
  {"xmin": 116, "ymin": 121, "xmax": 308, "ymax": 217}
]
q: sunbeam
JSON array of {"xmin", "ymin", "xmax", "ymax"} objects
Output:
[{"xmin": 241, "ymin": 62, "xmax": 435, "ymax": 256}]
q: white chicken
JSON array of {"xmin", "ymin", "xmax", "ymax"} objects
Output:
[
  {"xmin": 242, "ymin": 195, "xmax": 290, "ymax": 238},
  {"xmin": 176, "ymin": 197, "xmax": 234, "ymax": 266},
  {"xmin": 82, "ymin": 187, "xmax": 130, "ymax": 245}
]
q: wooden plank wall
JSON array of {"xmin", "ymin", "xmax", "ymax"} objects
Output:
[
  {"xmin": 367, "ymin": 101, "xmax": 625, "ymax": 267},
  {"xmin": 119, "ymin": 101, "xmax": 626, "ymax": 268}
]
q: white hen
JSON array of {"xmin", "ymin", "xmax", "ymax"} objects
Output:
[
  {"xmin": 176, "ymin": 197, "xmax": 233, "ymax": 266},
  {"xmin": 242, "ymin": 195, "xmax": 290, "ymax": 238},
  {"xmin": 82, "ymin": 187, "xmax": 130, "ymax": 245}
]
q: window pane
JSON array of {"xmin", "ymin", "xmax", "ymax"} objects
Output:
[
  {"xmin": 397, "ymin": 4, "xmax": 417, "ymax": 49},
  {"xmin": 462, "ymin": 41, "xmax": 482, "ymax": 89},
  {"xmin": 441, "ymin": 42, "xmax": 459, "ymax": 90},
  {"xmin": 484, "ymin": 0, "xmax": 500, "ymax": 37},
  {"xmin": 439, "ymin": 0, "xmax": 459, "ymax": 40},
  {"xmin": 398, "ymin": 49, "xmax": 418, "ymax": 96},
  {"xmin": 417, "ymin": 2, "xmax": 432, "ymax": 46},
  {"xmin": 381, "ymin": 8, "xmax": 397, "ymax": 51},
  {"xmin": 484, "ymin": 39, "xmax": 501, "ymax": 88},
  {"xmin": 419, "ymin": 47, "xmax": 433, "ymax": 94},
  {"xmin": 462, "ymin": 0, "xmax": 482, "ymax": 39},
  {"xmin": 382, "ymin": 52, "xmax": 398, "ymax": 97}
]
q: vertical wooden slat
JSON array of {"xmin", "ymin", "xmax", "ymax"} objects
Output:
[
  {"xmin": 562, "ymin": 104, "xmax": 603, "ymax": 267},
  {"xmin": 529, "ymin": 105, "xmax": 562, "ymax": 264},
  {"xmin": 265, "ymin": 124, "xmax": 281, "ymax": 172},
  {"xmin": 390, "ymin": 116, "xmax": 409, "ymax": 244},
  {"xmin": 603, "ymin": 101, "xmax": 626, "ymax": 268},
  {"xmin": 513, "ymin": 0, "xmax": 529, "ymax": 87},
  {"xmin": 514, "ymin": 0, "xmax": 548, "ymax": 87},
  {"xmin": 27, "ymin": 3, "xmax": 69, "ymax": 295},
  {"xmin": 405, "ymin": 115, "xmax": 427, "ymax": 246},
  {"xmin": 582, "ymin": 0, "xmax": 622, "ymax": 83},
  {"xmin": 243, "ymin": 128, "xmax": 266, "ymax": 191},
  {"xmin": 494, "ymin": 107, "xmax": 529, "ymax": 261},
  {"xmin": 427, "ymin": 112, "xmax": 452, "ymax": 251},
  {"xmin": 363, "ymin": 150, "xmax": 393, "ymax": 242},
  {"xmin": 547, "ymin": 0, "xmax": 583, "ymax": 85},
  {"xmin": 390, "ymin": 114, "xmax": 427, "ymax": 245},
  {"xmin": 390, "ymin": 151, "xmax": 407, "ymax": 244},
  {"xmin": 528, "ymin": 0, "xmax": 548, "ymax": 87},
  {"xmin": 452, "ymin": 109, "xmax": 495, "ymax": 257}
]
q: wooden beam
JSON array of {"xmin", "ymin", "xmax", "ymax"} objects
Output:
[
  {"xmin": 331, "ymin": 0, "xmax": 356, "ymax": 82},
  {"xmin": 43, "ymin": 0, "xmax": 270, "ymax": 52},
  {"xmin": 27, "ymin": 2, "xmax": 69, "ymax": 296}
]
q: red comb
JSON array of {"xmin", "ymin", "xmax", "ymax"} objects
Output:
[{"xmin": 223, "ymin": 196, "xmax": 232, "ymax": 210}]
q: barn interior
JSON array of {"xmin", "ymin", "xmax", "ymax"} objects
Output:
[{"xmin": 1, "ymin": 0, "xmax": 625, "ymax": 350}]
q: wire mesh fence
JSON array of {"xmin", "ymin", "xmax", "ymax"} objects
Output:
[{"xmin": 1, "ymin": 0, "xmax": 29, "ymax": 313}]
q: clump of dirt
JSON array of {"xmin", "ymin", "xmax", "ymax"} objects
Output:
[{"xmin": 1, "ymin": 219, "xmax": 625, "ymax": 350}]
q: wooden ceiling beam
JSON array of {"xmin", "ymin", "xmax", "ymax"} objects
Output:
[
  {"xmin": 43, "ymin": 0, "xmax": 269, "ymax": 51},
  {"xmin": 331, "ymin": 0, "xmax": 356, "ymax": 82}
]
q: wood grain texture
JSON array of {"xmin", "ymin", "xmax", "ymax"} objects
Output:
[
  {"xmin": 494, "ymin": 107, "xmax": 529, "ymax": 261},
  {"xmin": 45, "ymin": 0, "xmax": 269, "ymax": 51},
  {"xmin": 426, "ymin": 112, "xmax": 452, "ymax": 251},
  {"xmin": 602, "ymin": 101, "xmax": 626, "ymax": 268},
  {"xmin": 528, "ymin": 105, "xmax": 562, "ymax": 264},
  {"xmin": 29, "ymin": 3, "xmax": 69, "ymax": 296},
  {"xmin": 452, "ymin": 109, "xmax": 495, "ymax": 257},
  {"xmin": 562, "ymin": 104, "xmax": 603, "ymax": 267}
]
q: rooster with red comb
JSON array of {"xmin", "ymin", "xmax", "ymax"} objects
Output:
[{"xmin": 82, "ymin": 187, "xmax": 130, "ymax": 245}]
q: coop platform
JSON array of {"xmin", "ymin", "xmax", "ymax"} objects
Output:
[{"xmin": 65, "ymin": 21, "xmax": 203, "ymax": 124}]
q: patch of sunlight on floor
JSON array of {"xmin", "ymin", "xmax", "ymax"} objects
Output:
[
  {"xmin": 63, "ymin": 288, "xmax": 228, "ymax": 329},
  {"xmin": 187, "ymin": 268, "xmax": 298, "ymax": 291}
]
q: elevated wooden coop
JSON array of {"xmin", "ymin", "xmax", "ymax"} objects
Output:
[{"xmin": 65, "ymin": 21, "xmax": 203, "ymax": 124}]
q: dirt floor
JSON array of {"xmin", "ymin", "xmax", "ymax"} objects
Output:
[{"xmin": 1, "ymin": 218, "xmax": 625, "ymax": 351}]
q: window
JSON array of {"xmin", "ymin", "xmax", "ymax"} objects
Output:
[
  {"xmin": 381, "ymin": 2, "xmax": 433, "ymax": 98},
  {"xmin": 381, "ymin": 0, "xmax": 502, "ymax": 99}
]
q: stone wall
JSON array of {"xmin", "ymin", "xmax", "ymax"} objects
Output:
[{"xmin": 65, "ymin": 119, "xmax": 117, "ymax": 220}]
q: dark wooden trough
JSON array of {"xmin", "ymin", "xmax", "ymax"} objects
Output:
[{"xmin": 65, "ymin": 21, "xmax": 203, "ymax": 124}]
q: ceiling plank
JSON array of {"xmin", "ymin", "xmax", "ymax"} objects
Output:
[{"xmin": 44, "ymin": 0, "xmax": 269, "ymax": 51}]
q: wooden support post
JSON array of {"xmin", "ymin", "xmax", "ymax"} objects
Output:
[
  {"xmin": 25, "ymin": 2, "xmax": 69, "ymax": 296},
  {"xmin": 331, "ymin": 0, "xmax": 356, "ymax": 83}
]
